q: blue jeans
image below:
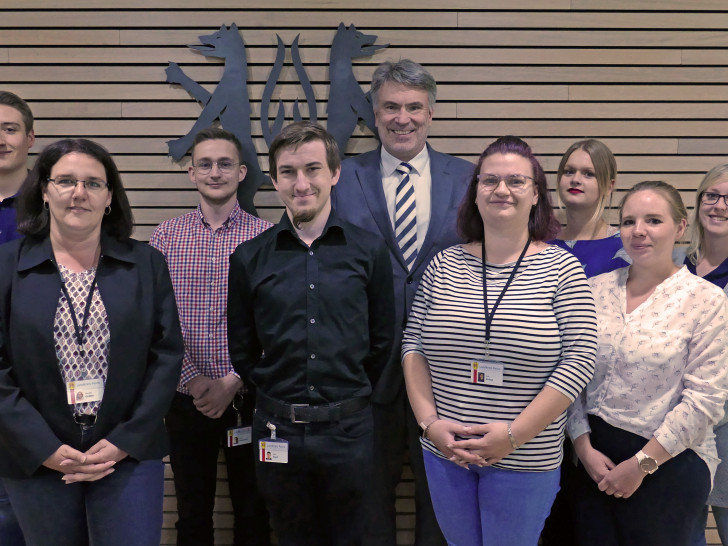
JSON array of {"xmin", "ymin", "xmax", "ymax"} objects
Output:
[
  {"xmin": 3, "ymin": 459, "xmax": 164, "ymax": 546},
  {"xmin": 423, "ymin": 449, "xmax": 560, "ymax": 546},
  {"xmin": 0, "ymin": 480, "xmax": 25, "ymax": 545}
]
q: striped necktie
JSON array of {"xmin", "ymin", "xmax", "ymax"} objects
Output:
[{"xmin": 394, "ymin": 162, "xmax": 417, "ymax": 270}]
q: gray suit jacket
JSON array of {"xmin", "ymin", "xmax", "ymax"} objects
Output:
[{"xmin": 332, "ymin": 144, "xmax": 473, "ymax": 404}]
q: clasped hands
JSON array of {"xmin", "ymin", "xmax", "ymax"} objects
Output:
[
  {"xmin": 187, "ymin": 374, "xmax": 243, "ymax": 419},
  {"xmin": 43, "ymin": 439, "xmax": 128, "ymax": 484},
  {"xmin": 575, "ymin": 439, "xmax": 645, "ymax": 499},
  {"xmin": 427, "ymin": 420, "xmax": 515, "ymax": 468}
]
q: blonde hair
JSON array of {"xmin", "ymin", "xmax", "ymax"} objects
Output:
[
  {"xmin": 556, "ymin": 139, "xmax": 617, "ymax": 227},
  {"xmin": 686, "ymin": 163, "xmax": 728, "ymax": 264},
  {"xmin": 619, "ymin": 181, "xmax": 687, "ymax": 225}
]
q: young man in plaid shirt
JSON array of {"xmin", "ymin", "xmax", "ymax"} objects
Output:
[{"xmin": 150, "ymin": 128, "xmax": 272, "ymax": 546}]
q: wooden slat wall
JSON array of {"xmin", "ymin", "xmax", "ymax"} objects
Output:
[{"xmin": 2, "ymin": 1, "xmax": 726, "ymax": 544}]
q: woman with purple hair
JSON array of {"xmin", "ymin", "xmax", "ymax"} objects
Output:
[{"xmin": 402, "ymin": 136, "xmax": 597, "ymax": 545}]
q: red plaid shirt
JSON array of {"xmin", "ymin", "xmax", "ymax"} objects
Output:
[{"xmin": 149, "ymin": 203, "xmax": 272, "ymax": 394}]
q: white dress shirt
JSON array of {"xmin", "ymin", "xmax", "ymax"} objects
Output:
[
  {"xmin": 567, "ymin": 266, "xmax": 728, "ymax": 479},
  {"xmin": 380, "ymin": 146, "xmax": 431, "ymax": 252}
]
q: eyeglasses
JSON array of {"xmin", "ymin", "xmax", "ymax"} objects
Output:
[
  {"xmin": 477, "ymin": 174, "xmax": 533, "ymax": 191},
  {"xmin": 47, "ymin": 178, "xmax": 108, "ymax": 193},
  {"xmin": 193, "ymin": 160, "xmax": 238, "ymax": 174},
  {"xmin": 701, "ymin": 192, "xmax": 728, "ymax": 206}
]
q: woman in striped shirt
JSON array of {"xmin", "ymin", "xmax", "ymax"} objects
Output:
[{"xmin": 402, "ymin": 136, "xmax": 597, "ymax": 546}]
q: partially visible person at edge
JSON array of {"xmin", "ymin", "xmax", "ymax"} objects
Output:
[
  {"xmin": 684, "ymin": 164, "xmax": 728, "ymax": 546},
  {"xmin": 150, "ymin": 128, "xmax": 272, "ymax": 546},
  {"xmin": 228, "ymin": 121, "xmax": 395, "ymax": 545},
  {"xmin": 0, "ymin": 138, "xmax": 183, "ymax": 546},
  {"xmin": 333, "ymin": 58, "xmax": 473, "ymax": 546},
  {"xmin": 541, "ymin": 138, "xmax": 628, "ymax": 546},
  {"xmin": 0, "ymin": 90, "xmax": 35, "ymax": 546},
  {"xmin": 567, "ymin": 180, "xmax": 728, "ymax": 546},
  {"xmin": 402, "ymin": 135, "xmax": 597, "ymax": 545}
]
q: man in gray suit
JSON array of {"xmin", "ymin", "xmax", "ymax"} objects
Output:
[{"xmin": 332, "ymin": 59, "xmax": 473, "ymax": 546}]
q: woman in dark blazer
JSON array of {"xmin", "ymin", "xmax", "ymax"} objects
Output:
[{"xmin": 0, "ymin": 139, "xmax": 183, "ymax": 546}]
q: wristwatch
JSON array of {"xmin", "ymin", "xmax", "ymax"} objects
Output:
[{"xmin": 635, "ymin": 450, "xmax": 659, "ymax": 474}]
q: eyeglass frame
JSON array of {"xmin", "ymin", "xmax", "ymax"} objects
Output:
[
  {"xmin": 700, "ymin": 191, "xmax": 728, "ymax": 207},
  {"xmin": 476, "ymin": 173, "xmax": 534, "ymax": 191},
  {"xmin": 46, "ymin": 177, "xmax": 109, "ymax": 192},
  {"xmin": 192, "ymin": 159, "xmax": 240, "ymax": 174}
]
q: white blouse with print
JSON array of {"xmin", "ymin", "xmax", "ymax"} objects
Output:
[{"xmin": 567, "ymin": 266, "xmax": 728, "ymax": 478}]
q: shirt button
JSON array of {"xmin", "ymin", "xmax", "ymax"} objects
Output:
[
  {"xmin": 310, "ymin": 354, "xmax": 316, "ymax": 359},
  {"xmin": 309, "ymin": 250, "xmax": 314, "ymax": 256},
  {"xmin": 208, "ymin": 333, "xmax": 213, "ymax": 338},
  {"xmin": 309, "ymin": 385, "xmax": 315, "ymax": 391},
  {"xmin": 406, "ymin": 277, "xmax": 414, "ymax": 284},
  {"xmin": 310, "ymin": 318, "xmax": 316, "ymax": 324},
  {"xmin": 309, "ymin": 284, "xmax": 315, "ymax": 289}
]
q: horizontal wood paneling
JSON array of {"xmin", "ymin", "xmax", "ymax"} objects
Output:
[{"xmin": 4, "ymin": 2, "xmax": 727, "ymax": 544}]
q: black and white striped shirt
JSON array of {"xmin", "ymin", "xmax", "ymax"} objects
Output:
[{"xmin": 402, "ymin": 244, "xmax": 597, "ymax": 471}]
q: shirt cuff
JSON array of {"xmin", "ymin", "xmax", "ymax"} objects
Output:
[{"xmin": 653, "ymin": 425, "xmax": 685, "ymax": 458}]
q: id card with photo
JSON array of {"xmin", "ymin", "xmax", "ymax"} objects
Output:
[
  {"xmin": 66, "ymin": 378, "xmax": 104, "ymax": 405},
  {"xmin": 259, "ymin": 439, "xmax": 289, "ymax": 463},
  {"xmin": 227, "ymin": 426, "xmax": 252, "ymax": 447},
  {"xmin": 471, "ymin": 360, "xmax": 504, "ymax": 386}
]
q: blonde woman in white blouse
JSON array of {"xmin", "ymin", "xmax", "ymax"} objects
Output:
[{"xmin": 567, "ymin": 180, "xmax": 728, "ymax": 545}]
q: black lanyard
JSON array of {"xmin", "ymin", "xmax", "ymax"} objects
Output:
[
  {"xmin": 481, "ymin": 237, "xmax": 531, "ymax": 355},
  {"xmin": 55, "ymin": 261, "xmax": 99, "ymax": 359}
]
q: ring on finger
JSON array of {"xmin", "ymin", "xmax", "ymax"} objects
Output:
[{"xmin": 614, "ymin": 492, "xmax": 623, "ymax": 498}]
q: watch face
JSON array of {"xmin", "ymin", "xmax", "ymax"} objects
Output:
[{"xmin": 639, "ymin": 456, "xmax": 658, "ymax": 474}]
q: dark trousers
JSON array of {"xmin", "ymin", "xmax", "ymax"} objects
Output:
[
  {"xmin": 540, "ymin": 440, "xmax": 578, "ymax": 546},
  {"xmin": 166, "ymin": 392, "xmax": 270, "ymax": 546},
  {"xmin": 0, "ymin": 480, "xmax": 25, "ymax": 546},
  {"xmin": 5, "ymin": 459, "xmax": 164, "ymax": 546},
  {"xmin": 572, "ymin": 415, "xmax": 711, "ymax": 546},
  {"xmin": 364, "ymin": 388, "xmax": 445, "ymax": 546},
  {"xmin": 252, "ymin": 404, "xmax": 373, "ymax": 546}
]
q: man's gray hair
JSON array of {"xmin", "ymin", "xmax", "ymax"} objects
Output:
[{"xmin": 370, "ymin": 59, "xmax": 437, "ymax": 109}]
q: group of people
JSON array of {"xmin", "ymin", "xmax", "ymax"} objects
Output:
[{"xmin": 0, "ymin": 56, "xmax": 725, "ymax": 546}]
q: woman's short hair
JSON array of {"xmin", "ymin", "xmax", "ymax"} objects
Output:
[
  {"xmin": 686, "ymin": 163, "xmax": 728, "ymax": 264},
  {"xmin": 457, "ymin": 136, "xmax": 559, "ymax": 242},
  {"xmin": 17, "ymin": 138, "xmax": 134, "ymax": 239},
  {"xmin": 618, "ymin": 180, "xmax": 687, "ymax": 225},
  {"xmin": 557, "ymin": 139, "xmax": 617, "ymax": 222}
]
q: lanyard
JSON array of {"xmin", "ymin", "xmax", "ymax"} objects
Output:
[
  {"xmin": 55, "ymin": 261, "xmax": 99, "ymax": 359},
  {"xmin": 481, "ymin": 237, "xmax": 531, "ymax": 356}
]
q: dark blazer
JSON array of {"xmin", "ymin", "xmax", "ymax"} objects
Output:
[
  {"xmin": 0, "ymin": 234, "xmax": 183, "ymax": 478},
  {"xmin": 333, "ymin": 144, "xmax": 473, "ymax": 404}
]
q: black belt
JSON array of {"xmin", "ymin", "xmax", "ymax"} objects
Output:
[
  {"xmin": 256, "ymin": 391, "xmax": 368, "ymax": 424},
  {"xmin": 74, "ymin": 414, "xmax": 96, "ymax": 426}
]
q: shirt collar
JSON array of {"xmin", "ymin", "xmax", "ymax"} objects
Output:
[
  {"xmin": 17, "ymin": 232, "xmax": 137, "ymax": 272},
  {"xmin": 273, "ymin": 208, "xmax": 346, "ymax": 247},
  {"xmin": 380, "ymin": 144, "xmax": 430, "ymax": 178},
  {"xmin": 195, "ymin": 201, "xmax": 243, "ymax": 229}
]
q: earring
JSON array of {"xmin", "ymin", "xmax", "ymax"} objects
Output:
[
  {"xmin": 43, "ymin": 201, "xmax": 49, "ymax": 210},
  {"xmin": 104, "ymin": 205, "xmax": 111, "ymax": 216}
]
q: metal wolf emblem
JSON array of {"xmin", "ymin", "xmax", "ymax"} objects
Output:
[{"xmin": 166, "ymin": 23, "xmax": 387, "ymax": 214}]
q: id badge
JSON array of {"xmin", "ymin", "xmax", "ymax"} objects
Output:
[
  {"xmin": 227, "ymin": 426, "xmax": 252, "ymax": 447},
  {"xmin": 471, "ymin": 360, "xmax": 504, "ymax": 386},
  {"xmin": 258, "ymin": 439, "xmax": 289, "ymax": 463},
  {"xmin": 66, "ymin": 378, "xmax": 104, "ymax": 404}
]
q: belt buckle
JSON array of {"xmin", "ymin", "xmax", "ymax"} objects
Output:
[{"xmin": 290, "ymin": 403, "xmax": 310, "ymax": 424}]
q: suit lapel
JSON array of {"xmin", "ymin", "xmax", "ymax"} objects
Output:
[
  {"xmin": 412, "ymin": 146, "xmax": 455, "ymax": 272},
  {"xmin": 356, "ymin": 152, "xmax": 409, "ymax": 270}
]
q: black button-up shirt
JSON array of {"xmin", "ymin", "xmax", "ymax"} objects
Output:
[{"xmin": 228, "ymin": 210, "xmax": 395, "ymax": 404}]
